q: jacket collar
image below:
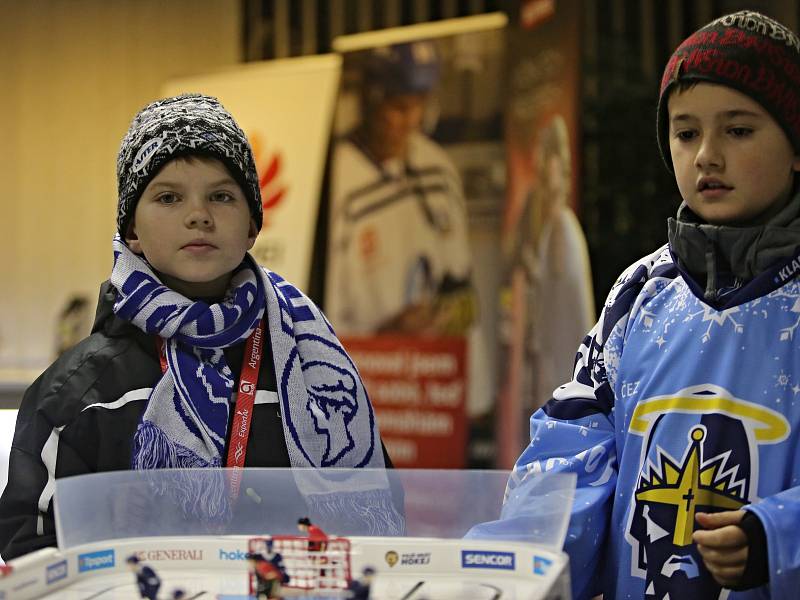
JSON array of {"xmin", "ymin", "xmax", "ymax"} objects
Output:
[{"xmin": 668, "ymin": 191, "xmax": 800, "ymax": 302}]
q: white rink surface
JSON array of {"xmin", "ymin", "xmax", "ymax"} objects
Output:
[{"xmin": 35, "ymin": 569, "xmax": 538, "ymax": 599}]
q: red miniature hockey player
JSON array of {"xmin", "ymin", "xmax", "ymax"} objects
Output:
[
  {"xmin": 297, "ymin": 517, "xmax": 329, "ymax": 584},
  {"xmin": 247, "ymin": 551, "xmax": 284, "ymax": 599},
  {"xmin": 0, "ymin": 564, "xmax": 12, "ymax": 577},
  {"xmin": 297, "ymin": 517, "xmax": 327, "ymax": 551},
  {"xmin": 261, "ymin": 538, "xmax": 289, "ymax": 585}
]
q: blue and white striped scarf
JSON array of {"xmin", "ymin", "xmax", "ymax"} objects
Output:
[{"xmin": 110, "ymin": 237, "xmax": 402, "ymax": 531}]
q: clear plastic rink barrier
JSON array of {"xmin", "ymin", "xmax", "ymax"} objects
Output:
[
  {"xmin": 0, "ymin": 469, "xmax": 576, "ymax": 600},
  {"xmin": 53, "ymin": 468, "xmax": 576, "ymax": 550}
]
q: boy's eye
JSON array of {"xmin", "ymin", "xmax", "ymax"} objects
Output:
[
  {"xmin": 157, "ymin": 193, "xmax": 179, "ymax": 205},
  {"xmin": 674, "ymin": 130, "xmax": 697, "ymax": 142},
  {"xmin": 211, "ymin": 191, "xmax": 236, "ymax": 203},
  {"xmin": 728, "ymin": 127, "xmax": 753, "ymax": 138}
]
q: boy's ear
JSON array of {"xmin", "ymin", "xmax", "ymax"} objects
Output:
[
  {"xmin": 125, "ymin": 222, "xmax": 143, "ymax": 254},
  {"xmin": 247, "ymin": 219, "xmax": 259, "ymax": 250}
]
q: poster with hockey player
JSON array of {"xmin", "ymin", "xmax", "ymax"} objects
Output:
[
  {"xmin": 325, "ymin": 15, "xmax": 507, "ymax": 468},
  {"xmin": 496, "ymin": 0, "xmax": 594, "ymax": 467}
]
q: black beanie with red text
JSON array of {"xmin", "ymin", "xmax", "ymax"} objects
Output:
[{"xmin": 657, "ymin": 10, "xmax": 800, "ymax": 171}]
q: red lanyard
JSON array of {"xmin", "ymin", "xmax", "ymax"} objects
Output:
[{"xmin": 155, "ymin": 318, "xmax": 265, "ymax": 496}]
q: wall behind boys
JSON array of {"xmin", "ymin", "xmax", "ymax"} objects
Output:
[{"xmin": 0, "ymin": 0, "xmax": 243, "ymax": 384}]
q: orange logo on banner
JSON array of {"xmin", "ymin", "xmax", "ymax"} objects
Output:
[{"xmin": 250, "ymin": 132, "xmax": 288, "ymax": 230}]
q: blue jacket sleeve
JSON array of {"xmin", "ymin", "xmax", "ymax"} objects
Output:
[
  {"xmin": 469, "ymin": 257, "xmax": 658, "ymax": 599},
  {"xmin": 502, "ymin": 260, "xmax": 655, "ymax": 600},
  {"xmin": 744, "ymin": 486, "xmax": 800, "ymax": 598},
  {"xmin": 467, "ymin": 325, "xmax": 621, "ymax": 597},
  {"xmin": 508, "ymin": 337, "xmax": 618, "ymax": 600}
]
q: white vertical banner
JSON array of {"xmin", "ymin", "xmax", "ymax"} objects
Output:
[{"xmin": 162, "ymin": 55, "xmax": 342, "ymax": 291}]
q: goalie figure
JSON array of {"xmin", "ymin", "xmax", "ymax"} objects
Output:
[{"xmin": 246, "ymin": 542, "xmax": 288, "ymax": 600}]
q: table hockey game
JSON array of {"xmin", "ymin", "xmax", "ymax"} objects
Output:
[
  {"xmin": 0, "ymin": 534, "xmax": 569, "ymax": 599},
  {"xmin": 0, "ymin": 468, "xmax": 575, "ymax": 599}
]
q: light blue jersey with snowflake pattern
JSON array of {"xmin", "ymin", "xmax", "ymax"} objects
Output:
[{"xmin": 505, "ymin": 243, "xmax": 800, "ymax": 600}]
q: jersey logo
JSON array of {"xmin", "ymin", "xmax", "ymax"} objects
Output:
[
  {"xmin": 625, "ymin": 384, "xmax": 788, "ymax": 599},
  {"xmin": 635, "ymin": 426, "xmax": 745, "ymax": 547}
]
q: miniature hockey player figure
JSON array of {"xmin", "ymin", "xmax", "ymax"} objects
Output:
[
  {"xmin": 297, "ymin": 517, "xmax": 327, "ymax": 551},
  {"xmin": 126, "ymin": 555, "xmax": 161, "ymax": 600},
  {"xmin": 171, "ymin": 590, "xmax": 186, "ymax": 600},
  {"xmin": 347, "ymin": 566, "xmax": 375, "ymax": 600},
  {"xmin": 247, "ymin": 552, "xmax": 284, "ymax": 599},
  {"xmin": 0, "ymin": 564, "xmax": 12, "ymax": 577},
  {"xmin": 261, "ymin": 539, "xmax": 289, "ymax": 585},
  {"xmin": 298, "ymin": 517, "xmax": 329, "ymax": 584}
]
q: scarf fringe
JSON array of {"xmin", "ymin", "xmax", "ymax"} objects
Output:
[
  {"xmin": 133, "ymin": 422, "xmax": 231, "ymax": 524},
  {"xmin": 306, "ymin": 488, "xmax": 406, "ymax": 536}
]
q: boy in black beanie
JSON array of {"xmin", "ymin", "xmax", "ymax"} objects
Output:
[
  {"xmin": 496, "ymin": 11, "xmax": 800, "ymax": 600},
  {"xmin": 0, "ymin": 94, "xmax": 397, "ymax": 560}
]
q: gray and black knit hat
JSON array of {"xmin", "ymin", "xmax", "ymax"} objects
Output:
[
  {"xmin": 657, "ymin": 10, "xmax": 800, "ymax": 172},
  {"xmin": 116, "ymin": 93, "xmax": 262, "ymax": 236}
]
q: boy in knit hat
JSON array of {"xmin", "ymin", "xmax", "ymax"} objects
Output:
[
  {"xmin": 0, "ymin": 94, "xmax": 398, "ymax": 560},
  {"xmin": 486, "ymin": 11, "xmax": 800, "ymax": 600}
]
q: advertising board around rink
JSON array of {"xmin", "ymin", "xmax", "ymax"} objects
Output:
[{"xmin": 0, "ymin": 535, "xmax": 570, "ymax": 599}]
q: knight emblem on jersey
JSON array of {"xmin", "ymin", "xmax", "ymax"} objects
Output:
[{"xmin": 624, "ymin": 385, "xmax": 789, "ymax": 599}]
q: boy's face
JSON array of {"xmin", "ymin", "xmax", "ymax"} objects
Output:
[
  {"xmin": 668, "ymin": 83, "xmax": 800, "ymax": 225},
  {"xmin": 126, "ymin": 157, "xmax": 257, "ymax": 299}
]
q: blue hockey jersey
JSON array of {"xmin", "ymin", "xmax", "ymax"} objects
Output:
[{"xmin": 508, "ymin": 243, "xmax": 800, "ymax": 600}]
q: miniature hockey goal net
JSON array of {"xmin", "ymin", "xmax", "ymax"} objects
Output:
[{"xmin": 248, "ymin": 535, "xmax": 351, "ymax": 592}]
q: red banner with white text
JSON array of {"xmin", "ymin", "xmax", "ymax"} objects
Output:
[{"xmin": 342, "ymin": 336, "xmax": 467, "ymax": 468}]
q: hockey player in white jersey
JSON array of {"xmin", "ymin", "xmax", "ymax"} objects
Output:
[{"xmin": 326, "ymin": 41, "xmax": 474, "ymax": 336}]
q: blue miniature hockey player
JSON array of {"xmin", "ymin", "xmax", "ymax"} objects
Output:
[
  {"xmin": 126, "ymin": 554, "xmax": 161, "ymax": 600},
  {"xmin": 347, "ymin": 565, "xmax": 375, "ymax": 599}
]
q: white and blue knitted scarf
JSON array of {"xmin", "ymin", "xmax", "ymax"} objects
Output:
[{"xmin": 110, "ymin": 237, "xmax": 402, "ymax": 532}]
